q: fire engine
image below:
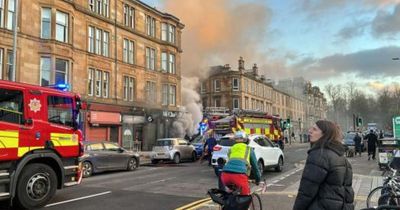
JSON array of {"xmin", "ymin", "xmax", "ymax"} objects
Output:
[
  {"xmin": 207, "ymin": 107, "xmax": 283, "ymax": 142},
  {"xmin": 0, "ymin": 80, "xmax": 83, "ymax": 209}
]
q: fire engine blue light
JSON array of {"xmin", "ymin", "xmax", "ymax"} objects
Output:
[{"xmin": 50, "ymin": 83, "xmax": 70, "ymax": 91}]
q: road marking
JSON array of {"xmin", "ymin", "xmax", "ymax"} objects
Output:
[
  {"xmin": 123, "ymin": 177, "xmax": 177, "ymax": 190},
  {"xmin": 45, "ymin": 191, "xmax": 111, "ymax": 207},
  {"xmin": 175, "ymin": 198, "xmax": 211, "ymax": 210}
]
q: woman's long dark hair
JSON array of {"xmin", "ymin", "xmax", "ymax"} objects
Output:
[{"xmin": 313, "ymin": 120, "xmax": 343, "ymax": 149}]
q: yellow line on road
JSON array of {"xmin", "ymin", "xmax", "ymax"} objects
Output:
[{"xmin": 175, "ymin": 198, "xmax": 212, "ymax": 210}]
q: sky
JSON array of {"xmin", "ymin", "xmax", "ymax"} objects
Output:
[{"xmin": 141, "ymin": 0, "xmax": 400, "ymax": 96}]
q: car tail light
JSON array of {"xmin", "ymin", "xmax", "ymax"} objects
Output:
[{"xmin": 213, "ymin": 145, "xmax": 222, "ymax": 151}]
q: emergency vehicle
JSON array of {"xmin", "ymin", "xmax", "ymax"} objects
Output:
[
  {"xmin": 208, "ymin": 108, "xmax": 283, "ymax": 143},
  {"xmin": 0, "ymin": 80, "xmax": 83, "ymax": 209}
]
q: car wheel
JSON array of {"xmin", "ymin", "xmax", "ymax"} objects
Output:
[
  {"xmin": 15, "ymin": 163, "xmax": 57, "ymax": 210},
  {"xmin": 151, "ymin": 159, "xmax": 159, "ymax": 164},
  {"xmin": 275, "ymin": 157, "xmax": 283, "ymax": 172},
  {"xmin": 257, "ymin": 160, "xmax": 264, "ymax": 175},
  {"xmin": 127, "ymin": 157, "xmax": 138, "ymax": 171},
  {"xmin": 191, "ymin": 151, "xmax": 197, "ymax": 162},
  {"xmin": 82, "ymin": 161, "xmax": 93, "ymax": 178},
  {"xmin": 173, "ymin": 153, "xmax": 181, "ymax": 164}
]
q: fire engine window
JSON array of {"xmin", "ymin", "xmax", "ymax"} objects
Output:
[
  {"xmin": 0, "ymin": 88, "xmax": 23, "ymax": 124},
  {"xmin": 47, "ymin": 96, "xmax": 73, "ymax": 127}
]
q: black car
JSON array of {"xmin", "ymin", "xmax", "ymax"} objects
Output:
[
  {"xmin": 80, "ymin": 141, "xmax": 140, "ymax": 177},
  {"xmin": 343, "ymin": 132, "xmax": 365, "ymax": 152}
]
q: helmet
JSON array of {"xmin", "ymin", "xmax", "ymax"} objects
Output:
[{"xmin": 234, "ymin": 131, "xmax": 248, "ymax": 144}]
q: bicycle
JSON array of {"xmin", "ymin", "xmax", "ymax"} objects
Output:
[
  {"xmin": 366, "ymin": 165, "xmax": 400, "ymax": 208},
  {"xmin": 207, "ymin": 179, "xmax": 266, "ymax": 210}
]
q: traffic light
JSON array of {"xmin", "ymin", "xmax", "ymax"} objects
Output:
[
  {"xmin": 357, "ymin": 117, "xmax": 363, "ymax": 127},
  {"xmin": 287, "ymin": 118, "xmax": 291, "ymax": 127}
]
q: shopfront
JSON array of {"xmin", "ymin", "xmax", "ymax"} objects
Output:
[
  {"xmin": 122, "ymin": 115, "xmax": 145, "ymax": 151},
  {"xmin": 85, "ymin": 110, "xmax": 121, "ymax": 143}
]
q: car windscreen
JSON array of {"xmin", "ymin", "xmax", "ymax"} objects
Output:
[
  {"xmin": 343, "ymin": 133, "xmax": 356, "ymax": 144},
  {"xmin": 156, "ymin": 140, "xmax": 173, "ymax": 146},
  {"xmin": 219, "ymin": 137, "xmax": 236, "ymax": 146}
]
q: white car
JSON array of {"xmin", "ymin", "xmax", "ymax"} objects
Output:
[
  {"xmin": 211, "ymin": 134, "xmax": 284, "ymax": 174},
  {"xmin": 151, "ymin": 138, "xmax": 197, "ymax": 164}
]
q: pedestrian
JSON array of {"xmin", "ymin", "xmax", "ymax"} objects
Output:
[
  {"xmin": 293, "ymin": 120, "xmax": 354, "ymax": 210},
  {"xmin": 204, "ymin": 131, "xmax": 217, "ymax": 166},
  {"xmin": 291, "ymin": 131, "xmax": 296, "ymax": 141},
  {"xmin": 379, "ymin": 130, "xmax": 384, "ymax": 139},
  {"xmin": 364, "ymin": 129, "xmax": 378, "ymax": 160},
  {"xmin": 353, "ymin": 132, "xmax": 362, "ymax": 157}
]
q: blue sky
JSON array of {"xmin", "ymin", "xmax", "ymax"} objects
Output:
[{"xmin": 141, "ymin": 0, "xmax": 400, "ymax": 95}]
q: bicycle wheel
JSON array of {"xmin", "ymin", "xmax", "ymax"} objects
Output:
[
  {"xmin": 366, "ymin": 186, "xmax": 385, "ymax": 208},
  {"xmin": 248, "ymin": 193, "xmax": 262, "ymax": 210}
]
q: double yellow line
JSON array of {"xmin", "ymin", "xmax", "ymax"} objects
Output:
[{"xmin": 175, "ymin": 198, "xmax": 212, "ymax": 210}]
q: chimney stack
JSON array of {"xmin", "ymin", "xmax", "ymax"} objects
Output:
[
  {"xmin": 252, "ymin": 63, "xmax": 258, "ymax": 76},
  {"xmin": 238, "ymin": 56, "xmax": 245, "ymax": 72}
]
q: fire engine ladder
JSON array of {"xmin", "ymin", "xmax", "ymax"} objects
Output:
[{"xmin": 204, "ymin": 107, "xmax": 230, "ymax": 117}]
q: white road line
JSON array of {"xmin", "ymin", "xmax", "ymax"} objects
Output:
[{"xmin": 45, "ymin": 191, "xmax": 111, "ymax": 207}]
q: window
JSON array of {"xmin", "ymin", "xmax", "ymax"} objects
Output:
[
  {"xmin": 233, "ymin": 98, "xmax": 239, "ymax": 109},
  {"xmin": 41, "ymin": 8, "xmax": 51, "ymax": 39},
  {"xmin": 145, "ymin": 81, "xmax": 156, "ymax": 103},
  {"xmin": 169, "ymin": 85, "xmax": 176, "ymax": 106},
  {"xmin": 40, "ymin": 57, "xmax": 51, "ymax": 86},
  {"xmin": 103, "ymin": 31, "xmax": 109, "ymax": 57},
  {"xmin": 214, "ymin": 79, "xmax": 221, "ymax": 92},
  {"xmin": 6, "ymin": 50, "xmax": 13, "ymax": 81},
  {"xmin": 0, "ymin": 88, "xmax": 23, "ymax": 124},
  {"xmin": 145, "ymin": 47, "xmax": 155, "ymax": 70},
  {"xmin": 162, "ymin": 84, "xmax": 176, "ymax": 106},
  {"xmin": 102, "ymin": 71, "xmax": 109, "ymax": 98},
  {"xmin": 86, "ymin": 143, "xmax": 103, "ymax": 151},
  {"xmin": 123, "ymin": 39, "xmax": 134, "ymax": 64},
  {"xmin": 146, "ymin": 15, "xmax": 155, "ymax": 37},
  {"xmin": 123, "ymin": 76, "xmax": 135, "ymax": 101},
  {"xmin": 55, "ymin": 59, "xmax": 68, "ymax": 84},
  {"xmin": 88, "ymin": 26, "xmax": 94, "ymax": 53},
  {"xmin": 87, "ymin": 68, "xmax": 94, "ymax": 96},
  {"xmin": 104, "ymin": 142, "xmax": 120, "ymax": 151},
  {"xmin": 90, "ymin": 0, "xmax": 108, "ymax": 17},
  {"xmin": 88, "ymin": 26, "xmax": 109, "ymax": 56},
  {"xmin": 245, "ymin": 97, "xmax": 249, "ymax": 109},
  {"xmin": 200, "ymin": 82, "xmax": 206, "ymax": 93},
  {"xmin": 95, "ymin": 70, "xmax": 101, "ymax": 97},
  {"xmin": 161, "ymin": 52, "xmax": 175, "ymax": 74},
  {"xmin": 0, "ymin": 0, "xmax": 4, "ymax": 28},
  {"xmin": 214, "ymin": 97, "xmax": 221, "ymax": 107},
  {"xmin": 48, "ymin": 96, "xmax": 73, "ymax": 127},
  {"xmin": 232, "ymin": 78, "xmax": 239, "ymax": 91},
  {"xmin": 161, "ymin": 22, "xmax": 176, "ymax": 43},
  {"xmin": 56, "ymin": 11, "xmax": 68, "ymax": 43},
  {"xmin": 123, "ymin": 4, "xmax": 135, "ymax": 29},
  {"xmin": 6, "ymin": 0, "xmax": 14, "ymax": 30},
  {"xmin": 0, "ymin": 49, "xmax": 3, "ymax": 80}
]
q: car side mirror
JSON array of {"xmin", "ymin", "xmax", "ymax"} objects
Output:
[{"xmin": 118, "ymin": 148, "xmax": 124, "ymax": 153}]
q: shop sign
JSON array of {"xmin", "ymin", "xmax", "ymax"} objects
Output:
[
  {"xmin": 163, "ymin": 111, "xmax": 177, "ymax": 118},
  {"xmin": 90, "ymin": 111, "xmax": 121, "ymax": 125},
  {"xmin": 123, "ymin": 115, "xmax": 145, "ymax": 124}
]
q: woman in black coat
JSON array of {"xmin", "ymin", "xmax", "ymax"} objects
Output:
[{"xmin": 293, "ymin": 120, "xmax": 354, "ymax": 210}]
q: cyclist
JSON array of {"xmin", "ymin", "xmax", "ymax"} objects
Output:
[{"xmin": 220, "ymin": 131, "xmax": 261, "ymax": 195}]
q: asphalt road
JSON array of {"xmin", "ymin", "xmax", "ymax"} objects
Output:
[{"xmin": 0, "ymin": 143, "xmax": 309, "ymax": 210}]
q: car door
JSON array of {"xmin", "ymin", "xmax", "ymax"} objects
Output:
[
  {"xmin": 258, "ymin": 136, "xmax": 276, "ymax": 166},
  {"xmin": 178, "ymin": 139, "xmax": 190, "ymax": 159},
  {"xmin": 103, "ymin": 142, "xmax": 127, "ymax": 169},
  {"xmin": 252, "ymin": 137, "xmax": 270, "ymax": 166},
  {"xmin": 263, "ymin": 137, "xmax": 280, "ymax": 166},
  {"xmin": 86, "ymin": 142, "xmax": 108, "ymax": 170}
]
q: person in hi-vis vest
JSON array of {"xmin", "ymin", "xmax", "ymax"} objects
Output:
[{"xmin": 220, "ymin": 131, "xmax": 261, "ymax": 195}]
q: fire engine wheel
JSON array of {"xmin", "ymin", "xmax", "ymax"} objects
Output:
[
  {"xmin": 82, "ymin": 161, "xmax": 93, "ymax": 178},
  {"xmin": 127, "ymin": 157, "xmax": 138, "ymax": 171},
  {"xmin": 15, "ymin": 163, "xmax": 57, "ymax": 210}
]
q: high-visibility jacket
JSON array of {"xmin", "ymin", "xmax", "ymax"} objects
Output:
[{"xmin": 228, "ymin": 143, "xmax": 251, "ymax": 175}]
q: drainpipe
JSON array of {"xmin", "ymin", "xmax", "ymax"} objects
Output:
[
  {"xmin": 11, "ymin": 0, "xmax": 19, "ymax": 81},
  {"xmin": 114, "ymin": 0, "xmax": 118, "ymax": 103}
]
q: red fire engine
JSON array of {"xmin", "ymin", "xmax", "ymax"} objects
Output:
[
  {"xmin": 0, "ymin": 80, "xmax": 83, "ymax": 209},
  {"xmin": 208, "ymin": 108, "xmax": 283, "ymax": 142}
]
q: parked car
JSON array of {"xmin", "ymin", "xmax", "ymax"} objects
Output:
[
  {"xmin": 343, "ymin": 132, "xmax": 366, "ymax": 152},
  {"xmin": 211, "ymin": 134, "xmax": 284, "ymax": 175},
  {"xmin": 151, "ymin": 138, "xmax": 197, "ymax": 164},
  {"xmin": 191, "ymin": 135, "xmax": 206, "ymax": 157},
  {"xmin": 80, "ymin": 141, "xmax": 140, "ymax": 178}
]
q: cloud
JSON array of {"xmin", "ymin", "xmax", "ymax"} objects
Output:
[
  {"xmin": 293, "ymin": 46, "xmax": 400, "ymax": 80},
  {"xmin": 335, "ymin": 20, "xmax": 368, "ymax": 41},
  {"xmin": 367, "ymin": 81, "xmax": 386, "ymax": 91},
  {"xmin": 371, "ymin": 4, "xmax": 400, "ymax": 38}
]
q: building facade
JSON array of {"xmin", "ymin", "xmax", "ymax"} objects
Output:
[
  {"xmin": 201, "ymin": 57, "xmax": 327, "ymax": 140},
  {"xmin": 0, "ymin": 0, "xmax": 184, "ymax": 150}
]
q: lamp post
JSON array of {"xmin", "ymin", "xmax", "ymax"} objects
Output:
[{"xmin": 298, "ymin": 118, "xmax": 301, "ymax": 142}]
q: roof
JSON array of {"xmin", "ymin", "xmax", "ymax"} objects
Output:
[{"xmin": 0, "ymin": 80, "xmax": 77, "ymax": 97}]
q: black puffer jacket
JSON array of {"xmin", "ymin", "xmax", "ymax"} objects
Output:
[{"xmin": 293, "ymin": 142, "xmax": 354, "ymax": 210}]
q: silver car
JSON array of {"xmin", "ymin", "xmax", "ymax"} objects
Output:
[{"xmin": 151, "ymin": 138, "xmax": 197, "ymax": 164}]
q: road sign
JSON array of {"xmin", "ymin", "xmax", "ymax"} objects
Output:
[{"xmin": 393, "ymin": 116, "xmax": 400, "ymax": 139}]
